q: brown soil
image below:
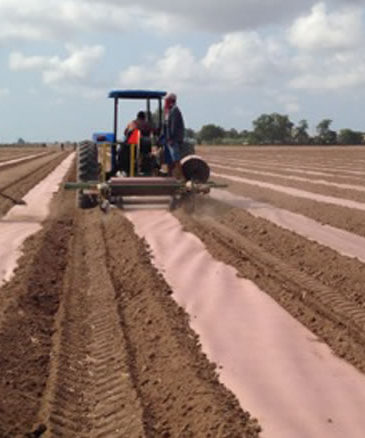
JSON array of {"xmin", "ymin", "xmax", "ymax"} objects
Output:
[
  {"xmin": 210, "ymin": 165, "xmax": 365, "ymax": 203},
  {"xmin": 201, "ymin": 148, "xmax": 365, "ymax": 237},
  {"xmin": 202, "ymin": 146, "xmax": 365, "ymax": 177},
  {"xmin": 0, "ymin": 164, "xmax": 260, "ymax": 437},
  {"xmin": 0, "ymin": 148, "xmax": 46, "ymax": 163},
  {"xmin": 1, "ymin": 146, "xmax": 364, "ymax": 437},
  {"xmin": 208, "ymin": 159, "xmax": 365, "ymax": 186},
  {"xmin": 0, "ymin": 166, "xmax": 75, "ymax": 437},
  {"xmin": 175, "ymin": 197, "xmax": 365, "ymax": 374},
  {"xmin": 199, "ymin": 145, "xmax": 365, "ymax": 162},
  {"xmin": 193, "ymin": 147, "xmax": 365, "ymax": 371},
  {"xmin": 0, "ymin": 152, "xmax": 68, "ymax": 217},
  {"xmin": 103, "ymin": 210, "xmax": 259, "ymax": 437},
  {"xmin": 210, "ymin": 175, "xmax": 365, "ymax": 238}
]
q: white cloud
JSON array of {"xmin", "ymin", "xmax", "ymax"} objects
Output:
[
  {"xmin": 120, "ymin": 32, "xmax": 286, "ymax": 91},
  {"xmin": 87, "ymin": 0, "xmax": 319, "ymax": 32},
  {"xmin": 4, "ymin": 0, "xmax": 365, "ymax": 105},
  {"xmin": 289, "ymin": 2, "xmax": 364, "ymax": 50},
  {"xmin": 285, "ymin": 102, "xmax": 300, "ymax": 113},
  {"xmin": 269, "ymin": 91, "xmax": 301, "ymax": 114},
  {"xmin": 120, "ymin": 45, "xmax": 201, "ymax": 91},
  {"xmin": 9, "ymin": 44, "xmax": 105, "ymax": 87},
  {"xmin": 288, "ymin": 3, "xmax": 365, "ymax": 90},
  {"xmin": 2, "ymin": 0, "xmax": 364, "ymax": 47},
  {"xmin": 10, "ymin": 53, "xmax": 55, "ymax": 71},
  {"xmin": 44, "ymin": 45, "xmax": 104, "ymax": 84},
  {"xmin": 0, "ymin": 88, "xmax": 10, "ymax": 97},
  {"xmin": 202, "ymin": 33, "xmax": 286, "ymax": 86},
  {"xmin": 0, "ymin": 23, "xmax": 47, "ymax": 41},
  {"xmin": 290, "ymin": 50, "xmax": 365, "ymax": 89},
  {"xmin": 0, "ymin": 0, "xmax": 147, "ymax": 42},
  {"xmin": 1, "ymin": 0, "xmax": 365, "ymax": 44},
  {"xmin": 117, "ymin": 3, "xmax": 365, "ymax": 95}
]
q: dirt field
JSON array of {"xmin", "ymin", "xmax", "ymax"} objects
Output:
[
  {"xmin": 194, "ymin": 146, "xmax": 365, "ymax": 372},
  {"xmin": 0, "ymin": 156, "xmax": 260, "ymax": 437},
  {"xmin": 0, "ymin": 147, "xmax": 48, "ymax": 163},
  {"xmin": 0, "ymin": 151, "xmax": 69, "ymax": 217},
  {"xmin": 1, "ymin": 146, "xmax": 365, "ymax": 437}
]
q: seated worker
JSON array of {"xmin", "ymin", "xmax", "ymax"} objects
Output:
[
  {"xmin": 124, "ymin": 111, "xmax": 154, "ymax": 138},
  {"xmin": 119, "ymin": 111, "xmax": 155, "ymax": 175}
]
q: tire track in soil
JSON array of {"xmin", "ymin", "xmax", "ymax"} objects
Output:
[
  {"xmin": 216, "ymin": 202, "xmax": 365, "ymax": 307},
  {"xmin": 102, "ymin": 210, "xmax": 261, "ymax": 438},
  {"xmin": 176, "ymin": 208, "xmax": 365, "ymax": 373},
  {"xmin": 28, "ymin": 211, "xmax": 260, "ymax": 437},
  {"xmin": 39, "ymin": 211, "xmax": 146, "ymax": 438},
  {"xmin": 0, "ymin": 152, "xmax": 69, "ymax": 217}
]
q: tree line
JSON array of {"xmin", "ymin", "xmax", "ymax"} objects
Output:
[{"xmin": 188, "ymin": 114, "xmax": 364, "ymax": 146}]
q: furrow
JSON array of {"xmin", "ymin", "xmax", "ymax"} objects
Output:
[
  {"xmin": 177, "ymin": 211, "xmax": 365, "ymax": 372},
  {"xmin": 0, "ymin": 152, "xmax": 69, "ymax": 216},
  {"xmin": 202, "ymin": 217, "xmax": 365, "ymax": 337},
  {"xmin": 36, "ymin": 210, "xmax": 146, "ymax": 438}
]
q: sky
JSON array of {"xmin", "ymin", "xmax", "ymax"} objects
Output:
[{"xmin": 1, "ymin": 0, "xmax": 365, "ymax": 142}]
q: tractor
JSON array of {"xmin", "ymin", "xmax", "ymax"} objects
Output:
[{"xmin": 65, "ymin": 89, "xmax": 225, "ymax": 212}]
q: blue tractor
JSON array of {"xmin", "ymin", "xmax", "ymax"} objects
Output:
[{"xmin": 66, "ymin": 90, "xmax": 224, "ymax": 212}]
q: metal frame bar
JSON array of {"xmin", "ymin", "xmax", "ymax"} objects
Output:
[
  {"xmin": 158, "ymin": 98, "xmax": 162, "ymax": 134},
  {"xmin": 110, "ymin": 93, "xmax": 165, "ymax": 176},
  {"xmin": 113, "ymin": 97, "xmax": 118, "ymax": 140},
  {"xmin": 146, "ymin": 98, "xmax": 151, "ymax": 120},
  {"xmin": 111, "ymin": 97, "xmax": 119, "ymax": 174}
]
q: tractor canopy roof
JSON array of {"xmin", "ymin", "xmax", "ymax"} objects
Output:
[{"xmin": 108, "ymin": 90, "xmax": 167, "ymax": 99}]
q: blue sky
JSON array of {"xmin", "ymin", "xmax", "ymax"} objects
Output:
[{"xmin": 1, "ymin": 0, "xmax": 365, "ymax": 142}]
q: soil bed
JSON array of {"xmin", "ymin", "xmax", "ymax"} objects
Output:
[
  {"xmin": 175, "ymin": 198, "xmax": 365, "ymax": 373},
  {"xmin": 0, "ymin": 151, "xmax": 69, "ymax": 217},
  {"xmin": 0, "ymin": 165, "xmax": 260, "ymax": 437}
]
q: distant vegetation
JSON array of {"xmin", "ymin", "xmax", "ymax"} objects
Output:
[
  {"xmin": 2, "ymin": 114, "xmax": 363, "ymax": 147},
  {"xmin": 190, "ymin": 114, "xmax": 365, "ymax": 146}
]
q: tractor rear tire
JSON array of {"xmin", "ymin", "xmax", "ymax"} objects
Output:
[
  {"xmin": 77, "ymin": 141, "xmax": 99, "ymax": 209},
  {"xmin": 181, "ymin": 155, "xmax": 210, "ymax": 183}
]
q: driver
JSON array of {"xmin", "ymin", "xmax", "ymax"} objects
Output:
[{"xmin": 120, "ymin": 111, "xmax": 155, "ymax": 175}]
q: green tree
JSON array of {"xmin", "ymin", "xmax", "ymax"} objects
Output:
[
  {"xmin": 293, "ymin": 119, "xmax": 310, "ymax": 145},
  {"xmin": 227, "ymin": 128, "xmax": 240, "ymax": 139},
  {"xmin": 316, "ymin": 119, "xmax": 331, "ymax": 135},
  {"xmin": 246, "ymin": 131, "xmax": 260, "ymax": 145},
  {"xmin": 338, "ymin": 129, "xmax": 363, "ymax": 145},
  {"xmin": 240, "ymin": 129, "xmax": 249, "ymax": 138},
  {"xmin": 185, "ymin": 128, "xmax": 196, "ymax": 139},
  {"xmin": 252, "ymin": 113, "xmax": 294, "ymax": 144},
  {"xmin": 199, "ymin": 124, "xmax": 225, "ymax": 143},
  {"xmin": 316, "ymin": 119, "xmax": 337, "ymax": 144}
]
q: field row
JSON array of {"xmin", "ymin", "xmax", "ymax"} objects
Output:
[{"xmin": 0, "ymin": 147, "xmax": 365, "ymax": 437}]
